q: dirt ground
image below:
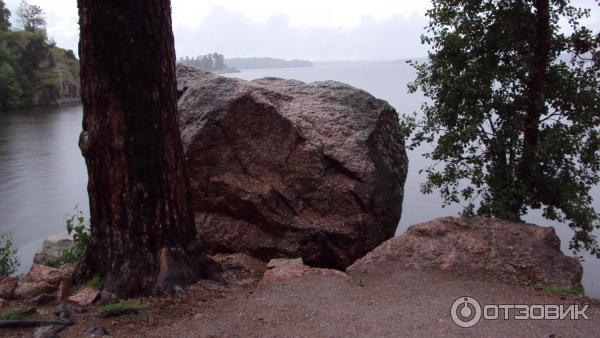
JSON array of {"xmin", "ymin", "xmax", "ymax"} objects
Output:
[{"xmin": 2, "ymin": 262, "xmax": 598, "ymax": 337}]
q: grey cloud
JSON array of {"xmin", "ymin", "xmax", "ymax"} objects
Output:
[{"xmin": 173, "ymin": 7, "xmax": 429, "ymax": 61}]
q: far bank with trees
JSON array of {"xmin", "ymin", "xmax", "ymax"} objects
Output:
[
  {"xmin": 178, "ymin": 53, "xmax": 313, "ymax": 72},
  {"xmin": 0, "ymin": 0, "xmax": 80, "ymax": 110}
]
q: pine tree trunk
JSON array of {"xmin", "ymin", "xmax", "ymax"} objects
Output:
[
  {"xmin": 75, "ymin": 0, "xmax": 211, "ymax": 297},
  {"xmin": 522, "ymin": 0, "xmax": 550, "ymax": 189}
]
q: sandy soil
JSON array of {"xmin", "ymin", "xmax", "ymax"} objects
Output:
[
  {"xmin": 143, "ymin": 266, "xmax": 598, "ymax": 337},
  {"xmin": 2, "ymin": 263, "xmax": 598, "ymax": 337}
]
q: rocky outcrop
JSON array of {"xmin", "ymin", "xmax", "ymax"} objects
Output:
[
  {"xmin": 35, "ymin": 72, "xmax": 81, "ymax": 106},
  {"xmin": 35, "ymin": 48, "xmax": 81, "ymax": 106},
  {"xmin": 13, "ymin": 264, "xmax": 74, "ymax": 300},
  {"xmin": 177, "ymin": 65, "xmax": 408, "ymax": 269},
  {"xmin": 27, "ymin": 263, "xmax": 74, "ymax": 286},
  {"xmin": 33, "ymin": 235, "xmax": 74, "ymax": 266},
  {"xmin": 348, "ymin": 217, "xmax": 583, "ymax": 287},
  {"xmin": 259, "ymin": 258, "xmax": 349, "ymax": 287},
  {"xmin": 14, "ymin": 281, "xmax": 53, "ymax": 300},
  {"xmin": 0, "ymin": 276, "xmax": 18, "ymax": 299}
]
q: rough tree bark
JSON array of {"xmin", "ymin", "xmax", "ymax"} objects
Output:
[
  {"xmin": 521, "ymin": 0, "xmax": 550, "ymax": 191},
  {"xmin": 75, "ymin": 0, "xmax": 211, "ymax": 297}
]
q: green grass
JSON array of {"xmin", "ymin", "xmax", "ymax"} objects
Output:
[
  {"xmin": 98, "ymin": 300, "xmax": 147, "ymax": 318},
  {"xmin": 83, "ymin": 273, "xmax": 102, "ymax": 289},
  {"xmin": 0, "ymin": 307, "xmax": 35, "ymax": 320},
  {"xmin": 43, "ymin": 258, "xmax": 63, "ymax": 268},
  {"xmin": 534, "ymin": 283, "xmax": 584, "ymax": 296}
]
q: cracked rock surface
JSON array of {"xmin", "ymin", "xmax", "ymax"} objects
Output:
[
  {"xmin": 349, "ymin": 217, "xmax": 583, "ymax": 288},
  {"xmin": 176, "ymin": 65, "xmax": 408, "ymax": 269}
]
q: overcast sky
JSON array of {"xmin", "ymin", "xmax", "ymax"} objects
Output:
[{"xmin": 4, "ymin": 0, "xmax": 600, "ymax": 61}]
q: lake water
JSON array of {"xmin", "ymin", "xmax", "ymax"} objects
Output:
[
  {"xmin": 0, "ymin": 104, "xmax": 89, "ymax": 275},
  {"xmin": 1, "ymin": 62, "xmax": 598, "ymax": 298}
]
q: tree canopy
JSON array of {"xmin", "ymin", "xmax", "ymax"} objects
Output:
[
  {"xmin": 16, "ymin": 0, "xmax": 46, "ymax": 32},
  {"xmin": 179, "ymin": 52, "xmax": 227, "ymax": 71},
  {"xmin": 0, "ymin": 1, "xmax": 79, "ymax": 110},
  {"xmin": 407, "ymin": 0, "xmax": 600, "ymax": 257},
  {"xmin": 0, "ymin": 0, "xmax": 10, "ymax": 31}
]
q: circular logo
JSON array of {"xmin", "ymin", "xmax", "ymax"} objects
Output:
[{"xmin": 451, "ymin": 296, "xmax": 482, "ymax": 328}]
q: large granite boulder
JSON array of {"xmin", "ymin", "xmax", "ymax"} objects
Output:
[
  {"xmin": 348, "ymin": 217, "xmax": 583, "ymax": 287},
  {"xmin": 177, "ymin": 65, "xmax": 408, "ymax": 269}
]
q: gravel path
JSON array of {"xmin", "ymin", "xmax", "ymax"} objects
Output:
[{"xmin": 142, "ymin": 264, "xmax": 598, "ymax": 337}]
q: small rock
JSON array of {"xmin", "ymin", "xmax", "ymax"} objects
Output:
[
  {"xmin": 304, "ymin": 268, "xmax": 350, "ymax": 280},
  {"xmin": 37, "ymin": 308, "xmax": 50, "ymax": 316},
  {"xmin": 54, "ymin": 307, "xmax": 72, "ymax": 321},
  {"xmin": 259, "ymin": 258, "xmax": 348, "ymax": 287},
  {"xmin": 33, "ymin": 326, "xmax": 54, "ymax": 338},
  {"xmin": 30, "ymin": 293, "xmax": 57, "ymax": 305},
  {"xmin": 68, "ymin": 288, "xmax": 100, "ymax": 306},
  {"xmin": 13, "ymin": 263, "xmax": 75, "ymax": 300},
  {"xmin": 0, "ymin": 276, "xmax": 18, "ymax": 299},
  {"xmin": 65, "ymin": 304, "xmax": 85, "ymax": 313},
  {"xmin": 33, "ymin": 325, "xmax": 66, "ymax": 338},
  {"xmin": 57, "ymin": 263, "xmax": 76, "ymax": 277},
  {"xmin": 87, "ymin": 327, "xmax": 109, "ymax": 336},
  {"xmin": 33, "ymin": 235, "xmax": 74, "ymax": 266},
  {"xmin": 28, "ymin": 264, "xmax": 70, "ymax": 286},
  {"xmin": 14, "ymin": 281, "xmax": 53, "ymax": 299},
  {"xmin": 262, "ymin": 260, "xmax": 305, "ymax": 286},
  {"xmin": 266, "ymin": 258, "xmax": 304, "ymax": 269},
  {"xmin": 210, "ymin": 253, "xmax": 267, "ymax": 276},
  {"xmin": 259, "ymin": 264, "xmax": 308, "ymax": 287},
  {"xmin": 57, "ymin": 279, "xmax": 72, "ymax": 300}
]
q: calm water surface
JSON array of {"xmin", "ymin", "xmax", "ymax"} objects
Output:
[
  {"xmin": 1, "ymin": 63, "xmax": 598, "ymax": 297},
  {"xmin": 0, "ymin": 104, "xmax": 88, "ymax": 274}
]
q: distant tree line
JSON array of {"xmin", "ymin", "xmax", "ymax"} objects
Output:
[
  {"xmin": 179, "ymin": 53, "xmax": 226, "ymax": 71},
  {"xmin": 178, "ymin": 54, "xmax": 314, "ymax": 71},
  {"xmin": 226, "ymin": 57, "xmax": 313, "ymax": 69},
  {"xmin": 0, "ymin": 0, "xmax": 79, "ymax": 110}
]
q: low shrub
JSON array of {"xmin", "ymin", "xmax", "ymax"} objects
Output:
[
  {"xmin": 534, "ymin": 283, "xmax": 584, "ymax": 296},
  {"xmin": 0, "ymin": 232, "xmax": 19, "ymax": 276},
  {"xmin": 0, "ymin": 307, "xmax": 35, "ymax": 320},
  {"xmin": 98, "ymin": 300, "xmax": 147, "ymax": 318}
]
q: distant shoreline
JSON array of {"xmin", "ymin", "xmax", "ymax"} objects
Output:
[
  {"xmin": 211, "ymin": 67, "xmax": 240, "ymax": 74},
  {"xmin": 226, "ymin": 57, "xmax": 313, "ymax": 70},
  {"xmin": 0, "ymin": 99, "xmax": 82, "ymax": 113}
]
